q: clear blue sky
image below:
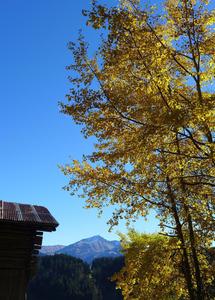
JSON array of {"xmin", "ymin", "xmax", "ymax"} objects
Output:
[{"xmin": 0, "ymin": 0, "xmax": 158, "ymax": 245}]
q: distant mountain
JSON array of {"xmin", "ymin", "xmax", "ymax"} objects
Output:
[
  {"xmin": 40, "ymin": 235, "xmax": 122, "ymax": 263},
  {"xmin": 40, "ymin": 245, "xmax": 65, "ymax": 256}
]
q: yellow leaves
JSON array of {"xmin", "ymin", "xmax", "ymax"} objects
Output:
[
  {"xmin": 166, "ymin": 0, "xmax": 180, "ymax": 9},
  {"xmin": 115, "ymin": 230, "xmax": 215, "ymax": 299},
  {"xmin": 113, "ymin": 231, "xmax": 187, "ymax": 299},
  {"xmin": 120, "ymin": 0, "xmax": 140, "ymax": 10},
  {"xmin": 62, "ymin": 1, "xmax": 215, "ymax": 294},
  {"xmin": 203, "ymin": 9, "xmax": 215, "ymax": 27}
]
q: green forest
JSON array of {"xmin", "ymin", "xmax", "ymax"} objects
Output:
[
  {"xmin": 27, "ymin": 254, "xmax": 124, "ymax": 300},
  {"xmin": 28, "ymin": 240, "xmax": 215, "ymax": 300}
]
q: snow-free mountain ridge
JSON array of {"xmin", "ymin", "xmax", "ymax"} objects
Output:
[{"xmin": 40, "ymin": 235, "xmax": 122, "ymax": 263}]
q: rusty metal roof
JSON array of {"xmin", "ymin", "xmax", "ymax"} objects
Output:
[{"xmin": 0, "ymin": 201, "xmax": 58, "ymax": 231}]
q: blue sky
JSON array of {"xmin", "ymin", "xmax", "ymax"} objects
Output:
[{"xmin": 0, "ymin": 0, "xmax": 158, "ymax": 245}]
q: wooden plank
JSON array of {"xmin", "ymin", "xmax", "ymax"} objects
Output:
[
  {"xmin": 0, "ymin": 269, "xmax": 27, "ymax": 300},
  {"xmin": 34, "ymin": 245, "xmax": 42, "ymax": 250},
  {"xmin": 33, "ymin": 235, "xmax": 43, "ymax": 245},
  {"xmin": 0, "ymin": 203, "xmax": 57, "ymax": 298}
]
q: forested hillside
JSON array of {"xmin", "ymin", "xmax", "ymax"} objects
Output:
[
  {"xmin": 27, "ymin": 248, "xmax": 215, "ymax": 299},
  {"xmin": 92, "ymin": 257, "xmax": 124, "ymax": 300},
  {"xmin": 27, "ymin": 254, "xmax": 124, "ymax": 300}
]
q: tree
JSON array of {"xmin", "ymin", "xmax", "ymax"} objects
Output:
[
  {"xmin": 27, "ymin": 254, "xmax": 124, "ymax": 300},
  {"xmin": 112, "ymin": 231, "xmax": 186, "ymax": 300},
  {"xmin": 113, "ymin": 232, "xmax": 215, "ymax": 300},
  {"xmin": 27, "ymin": 255, "xmax": 96, "ymax": 300},
  {"xmin": 61, "ymin": 0, "xmax": 215, "ymax": 299},
  {"xmin": 92, "ymin": 256, "xmax": 124, "ymax": 300}
]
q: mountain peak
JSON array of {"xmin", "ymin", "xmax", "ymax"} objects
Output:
[
  {"xmin": 41, "ymin": 235, "xmax": 122, "ymax": 263},
  {"xmin": 82, "ymin": 235, "xmax": 105, "ymax": 242}
]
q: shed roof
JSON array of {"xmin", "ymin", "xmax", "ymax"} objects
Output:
[{"xmin": 0, "ymin": 201, "xmax": 58, "ymax": 231}]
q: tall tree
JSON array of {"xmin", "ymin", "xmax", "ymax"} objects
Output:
[
  {"xmin": 112, "ymin": 231, "xmax": 186, "ymax": 300},
  {"xmin": 61, "ymin": 0, "xmax": 215, "ymax": 298},
  {"xmin": 113, "ymin": 231, "xmax": 215, "ymax": 299}
]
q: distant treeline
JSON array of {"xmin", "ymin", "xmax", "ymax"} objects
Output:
[{"xmin": 27, "ymin": 254, "xmax": 124, "ymax": 300}]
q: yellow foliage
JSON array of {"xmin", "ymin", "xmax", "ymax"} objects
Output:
[
  {"xmin": 61, "ymin": 0, "xmax": 215, "ymax": 298},
  {"xmin": 113, "ymin": 231, "xmax": 187, "ymax": 299}
]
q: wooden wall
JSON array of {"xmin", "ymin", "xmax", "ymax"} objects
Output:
[{"xmin": 0, "ymin": 224, "xmax": 43, "ymax": 300}]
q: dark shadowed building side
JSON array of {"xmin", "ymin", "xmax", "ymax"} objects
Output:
[{"xmin": 0, "ymin": 200, "xmax": 58, "ymax": 300}]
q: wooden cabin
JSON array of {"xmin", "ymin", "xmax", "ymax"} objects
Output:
[{"xmin": 0, "ymin": 200, "xmax": 58, "ymax": 300}]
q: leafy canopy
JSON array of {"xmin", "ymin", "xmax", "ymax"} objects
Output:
[
  {"xmin": 113, "ymin": 231, "xmax": 186, "ymax": 300},
  {"xmin": 62, "ymin": 0, "xmax": 214, "ymax": 231},
  {"xmin": 61, "ymin": 0, "xmax": 215, "ymax": 298}
]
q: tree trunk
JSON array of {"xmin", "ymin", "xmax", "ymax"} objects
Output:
[
  {"xmin": 167, "ymin": 180, "xmax": 196, "ymax": 300},
  {"xmin": 186, "ymin": 209, "xmax": 205, "ymax": 299}
]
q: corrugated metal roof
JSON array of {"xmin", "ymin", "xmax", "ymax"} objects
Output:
[{"xmin": 0, "ymin": 201, "xmax": 58, "ymax": 231}]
